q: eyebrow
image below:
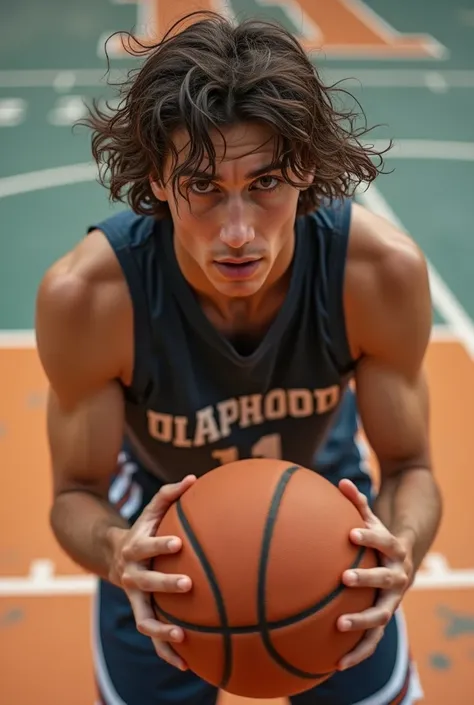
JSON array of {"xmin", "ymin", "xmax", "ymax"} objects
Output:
[{"xmin": 178, "ymin": 162, "xmax": 283, "ymax": 181}]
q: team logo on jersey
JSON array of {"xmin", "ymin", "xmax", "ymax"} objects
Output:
[{"xmin": 147, "ymin": 384, "xmax": 340, "ymax": 448}]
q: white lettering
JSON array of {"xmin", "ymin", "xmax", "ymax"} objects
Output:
[
  {"xmin": 288, "ymin": 389, "xmax": 313, "ymax": 418},
  {"xmin": 216, "ymin": 398, "xmax": 239, "ymax": 438},
  {"xmin": 239, "ymin": 394, "xmax": 264, "ymax": 428},
  {"xmin": 147, "ymin": 385, "xmax": 342, "ymax": 448},
  {"xmin": 264, "ymin": 389, "xmax": 287, "ymax": 420},
  {"xmin": 194, "ymin": 405, "xmax": 221, "ymax": 447},
  {"xmin": 174, "ymin": 416, "xmax": 192, "ymax": 448},
  {"xmin": 314, "ymin": 385, "xmax": 340, "ymax": 413},
  {"xmin": 147, "ymin": 411, "xmax": 173, "ymax": 442}
]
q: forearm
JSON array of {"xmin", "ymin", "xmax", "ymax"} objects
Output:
[
  {"xmin": 50, "ymin": 490, "xmax": 128, "ymax": 585},
  {"xmin": 374, "ymin": 467, "xmax": 442, "ymax": 575}
]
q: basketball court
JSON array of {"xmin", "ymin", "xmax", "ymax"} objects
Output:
[{"xmin": 1, "ymin": 1, "xmax": 474, "ymax": 703}]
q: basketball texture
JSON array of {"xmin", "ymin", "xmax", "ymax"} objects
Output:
[{"xmin": 152, "ymin": 459, "xmax": 378, "ymax": 698}]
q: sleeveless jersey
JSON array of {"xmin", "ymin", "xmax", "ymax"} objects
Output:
[{"xmin": 89, "ymin": 200, "xmax": 359, "ymax": 484}]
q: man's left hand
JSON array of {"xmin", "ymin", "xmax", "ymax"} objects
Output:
[{"xmin": 336, "ymin": 479, "xmax": 413, "ymax": 671}]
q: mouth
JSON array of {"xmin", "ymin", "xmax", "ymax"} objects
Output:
[{"xmin": 213, "ymin": 258, "xmax": 262, "ymax": 280}]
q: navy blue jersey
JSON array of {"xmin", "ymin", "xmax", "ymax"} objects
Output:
[{"xmin": 90, "ymin": 199, "xmax": 359, "ymax": 483}]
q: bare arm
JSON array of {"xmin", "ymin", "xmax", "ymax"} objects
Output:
[
  {"xmin": 333, "ymin": 204, "xmax": 443, "ymax": 670},
  {"xmin": 346, "ymin": 204, "xmax": 442, "ymax": 574},
  {"xmin": 36, "ymin": 234, "xmax": 196, "ymax": 670},
  {"xmin": 46, "ymin": 383, "xmax": 127, "ymax": 583},
  {"xmin": 36, "ymin": 237, "xmax": 132, "ymax": 584}
]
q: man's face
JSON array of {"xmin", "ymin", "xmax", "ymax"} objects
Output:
[{"xmin": 152, "ymin": 122, "xmax": 310, "ymax": 299}]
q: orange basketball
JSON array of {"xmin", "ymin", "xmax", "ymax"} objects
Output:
[{"xmin": 152, "ymin": 459, "xmax": 378, "ymax": 698}]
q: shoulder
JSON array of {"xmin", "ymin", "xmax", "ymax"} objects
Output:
[
  {"xmin": 90, "ymin": 208, "xmax": 160, "ymax": 250},
  {"xmin": 344, "ymin": 203, "xmax": 431, "ymax": 374},
  {"xmin": 307, "ymin": 198, "xmax": 351, "ymax": 235},
  {"xmin": 35, "ymin": 229, "xmax": 133, "ymax": 407}
]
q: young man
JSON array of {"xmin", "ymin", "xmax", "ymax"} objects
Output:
[{"xmin": 35, "ymin": 11, "xmax": 442, "ymax": 705}]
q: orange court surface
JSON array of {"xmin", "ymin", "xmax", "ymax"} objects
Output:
[
  {"xmin": 1, "ymin": 0, "xmax": 474, "ymax": 703},
  {"xmin": 1, "ymin": 336, "xmax": 474, "ymax": 704}
]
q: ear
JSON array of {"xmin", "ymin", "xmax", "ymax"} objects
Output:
[{"xmin": 150, "ymin": 177, "xmax": 167, "ymax": 202}]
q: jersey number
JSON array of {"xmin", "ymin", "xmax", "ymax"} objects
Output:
[{"xmin": 211, "ymin": 433, "xmax": 282, "ymax": 466}]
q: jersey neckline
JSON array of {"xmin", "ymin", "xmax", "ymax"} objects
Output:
[{"xmin": 160, "ymin": 217, "xmax": 309, "ymax": 367}]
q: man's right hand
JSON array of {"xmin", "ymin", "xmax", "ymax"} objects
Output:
[{"xmin": 110, "ymin": 474, "xmax": 197, "ymax": 670}]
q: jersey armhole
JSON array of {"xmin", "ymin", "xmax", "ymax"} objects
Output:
[
  {"xmin": 90, "ymin": 225, "xmax": 154, "ymax": 404},
  {"xmin": 319, "ymin": 199, "xmax": 357, "ymax": 376}
]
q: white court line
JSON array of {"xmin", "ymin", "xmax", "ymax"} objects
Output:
[
  {"xmin": 0, "ymin": 324, "xmax": 456, "ymax": 350},
  {"xmin": 323, "ymin": 68, "xmax": 474, "ymax": 87},
  {"xmin": 430, "ymin": 324, "xmax": 459, "ymax": 342},
  {"xmin": 2, "ymin": 68, "xmax": 474, "ymax": 89},
  {"xmin": 337, "ymin": 0, "xmax": 447, "ymax": 59},
  {"xmin": 358, "ymin": 185, "xmax": 474, "ymax": 359},
  {"xmin": 0, "ymin": 330, "xmax": 36, "ymax": 347},
  {"xmin": 255, "ymin": 0, "xmax": 323, "ymax": 42},
  {"xmin": 0, "ymin": 553, "xmax": 471, "ymax": 597},
  {"xmin": 371, "ymin": 139, "xmax": 474, "ymax": 162},
  {"xmin": 0, "ymin": 162, "xmax": 96, "ymax": 199},
  {"xmin": 1, "ymin": 139, "xmax": 474, "ymax": 201},
  {"xmin": 0, "ymin": 156, "xmax": 473, "ymax": 358}
]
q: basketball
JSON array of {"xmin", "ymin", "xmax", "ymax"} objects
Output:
[{"xmin": 152, "ymin": 459, "xmax": 378, "ymax": 698}]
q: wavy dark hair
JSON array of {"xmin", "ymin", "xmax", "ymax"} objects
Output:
[{"xmin": 81, "ymin": 10, "xmax": 390, "ymax": 218}]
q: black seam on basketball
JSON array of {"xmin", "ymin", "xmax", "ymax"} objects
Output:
[
  {"xmin": 257, "ymin": 465, "xmax": 331, "ymax": 678},
  {"xmin": 152, "ymin": 499, "xmax": 232, "ymax": 689},
  {"xmin": 151, "ymin": 466, "xmax": 374, "ymax": 684},
  {"xmin": 152, "ymin": 544, "xmax": 366, "ymax": 634}
]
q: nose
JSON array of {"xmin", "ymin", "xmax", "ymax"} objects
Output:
[{"xmin": 219, "ymin": 196, "xmax": 255, "ymax": 248}]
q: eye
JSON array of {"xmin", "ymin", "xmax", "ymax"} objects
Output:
[
  {"xmin": 189, "ymin": 179, "xmax": 217, "ymax": 194},
  {"xmin": 251, "ymin": 175, "xmax": 281, "ymax": 192}
]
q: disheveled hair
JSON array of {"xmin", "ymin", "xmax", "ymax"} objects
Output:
[{"xmin": 80, "ymin": 10, "xmax": 390, "ymax": 217}]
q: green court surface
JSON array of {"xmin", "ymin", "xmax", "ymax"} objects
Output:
[{"xmin": 1, "ymin": 0, "xmax": 474, "ymax": 341}]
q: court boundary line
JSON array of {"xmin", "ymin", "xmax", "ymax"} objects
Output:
[
  {"xmin": 1, "ymin": 553, "xmax": 472, "ymax": 597},
  {"xmin": 0, "ymin": 324, "xmax": 460, "ymax": 348},
  {"xmin": 337, "ymin": 0, "xmax": 447, "ymax": 59},
  {"xmin": 255, "ymin": 0, "xmax": 323, "ymax": 42},
  {"xmin": 371, "ymin": 139, "xmax": 474, "ymax": 161},
  {"xmin": 3, "ymin": 68, "xmax": 474, "ymax": 89},
  {"xmin": 2, "ymin": 139, "xmax": 474, "ymax": 200},
  {"xmin": 358, "ymin": 185, "xmax": 474, "ymax": 359}
]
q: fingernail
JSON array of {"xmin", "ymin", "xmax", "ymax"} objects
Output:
[
  {"xmin": 345, "ymin": 570, "xmax": 358, "ymax": 585},
  {"xmin": 177, "ymin": 577, "xmax": 191, "ymax": 591},
  {"xmin": 339, "ymin": 618, "xmax": 352, "ymax": 631},
  {"xmin": 352, "ymin": 530, "xmax": 363, "ymax": 542},
  {"xmin": 167, "ymin": 538, "xmax": 181, "ymax": 550},
  {"xmin": 170, "ymin": 628, "xmax": 182, "ymax": 641}
]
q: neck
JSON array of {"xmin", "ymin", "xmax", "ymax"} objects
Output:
[{"xmin": 174, "ymin": 236, "xmax": 295, "ymax": 336}]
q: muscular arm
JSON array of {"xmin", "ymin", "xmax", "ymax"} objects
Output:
[
  {"xmin": 35, "ymin": 233, "xmax": 133, "ymax": 584},
  {"xmin": 346, "ymin": 204, "xmax": 442, "ymax": 576}
]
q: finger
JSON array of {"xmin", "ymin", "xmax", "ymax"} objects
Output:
[
  {"xmin": 343, "ymin": 566, "xmax": 409, "ymax": 591},
  {"xmin": 338, "ymin": 626, "xmax": 385, "ymax": 671},
  {"xmin": 122, "ymin": 565, "xmax": 192, "ymax": 593},
  {"xmin": 152, "ymin": 638, "xmax": 188, "ymax": 671},
  {"xmin": 126, "ymin": 586, "xmax": 174, "ymax": 634},
  {"xmin": 350, "ymin": 527, "xmax": 407, "ymax": 563},
  {"xmin": 126, "ymin": 587, "xmax": 186, "ymax": 643},
  {"xmin": 146, "ymin": 475, "xmax": 197, "ymax": 520},
  {"xmin": 338, "ymin": 480, "xmax": 374, "ymax": 524},
  {"xmin": 337, "ymin": 603, "xmax": 394, "ymax": 632},
  {"xmin": 122, "ymin": 535, "xmax": 183, "ymax": 563}
]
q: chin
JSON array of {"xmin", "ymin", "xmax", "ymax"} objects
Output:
[
  {"xmin": 213, "ymin": 279, "xmax": 264, "ymax": 298},
  {"xmin": 212, "ymin": 276, "xmax": 265, "ymax": 299}
]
